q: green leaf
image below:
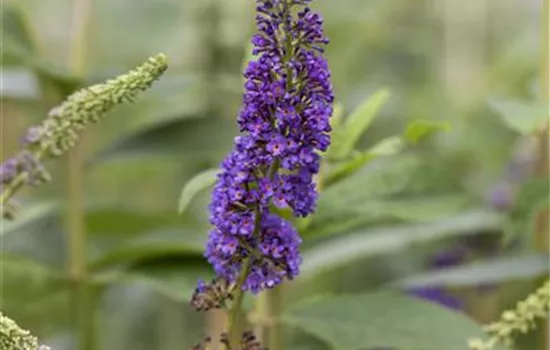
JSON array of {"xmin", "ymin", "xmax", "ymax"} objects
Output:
[
  {"xmin": 178, "ymin": 169, "xmax": 219, "ymax": 214},
  {"xmin": 281, "ymin": 291, "xmax": 487, "ymax": 350},
  {"xmin": 301, "ymin": 209, "xmax": 504, "ymax": 280},
  {"xmin": 241, "ymin": 41, "xmax": 258, "ymax": 74},
  {"xmin": 93, "ymin": 260, "xmax": 212, "ymax": 302},
  {"xmin": 378, "ymin": 195, "xmax": 470, "ymax": 222},
  {"xmin": 389, "ymin": 254, "xmax": 550, "ymax": 289},
  {"xmin": 505, "ymin": 177, "xmax": 550, "ymax": 243},
  {"xmin": 89, "ymin": 229, "xmax": 206, "ymax": 270},
  {"xmin": 488, "ymin": 98, "xmax": 549, "ymax": 135},
  {"xmin": 309, "ymin": 156, "xmax": 469, "ymax": 237},
  {"xmin": 325, "ymin": 136, "xmax": 405, "ymax": 185},
  {"xmin": 0, "ymin": 3, "xmax": 73, "ymax": 82},
  {"xmin": 93, "ymin": 115, "xmax": 236, "ymax": 164},
  {"xmin": 0, "ymin": 254, "xmax": 70, "ymax": 335},
  {"xmin": 81, "ymin": 206, "xmax": 208, "ymax": 269},
  {"xmin": 1, "ymin": 4, "xmax": 37, "ymax": 66},
  {"xmin": 0, "ymin": 200, "xmax": 59, "ymax": 237},
  {"xmin": 328, "ymin": 89, "xmax": 390, "ymax": 160},
  {"xmin": 0, "ymin": 68, "xmax": 40, "ymax": 99},
  {"xmin": 404, "ymin": 119, "xmax": 451, "ymax": 144}
]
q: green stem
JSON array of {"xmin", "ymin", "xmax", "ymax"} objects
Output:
[
  {"xmin": 256, "ymin": 287, "xmax": 282, "ymax": 350},
  {"xmin": 227, "ymin": 209, "xmax": 262, "ymax": 348},
  {"xmin": 227, "ymin": 257, "xmax": 253, "ymax": 348},
  {"xmin": 536, "ymin": 2, "xmax": 549, "ymax": 350},
  {"xmin": 66, "ymin": 0, "xmax": 92, "ymax": 349},
  {"xmin": 0, "ymin": 175, "xmax": 27, "ymax": 205}
]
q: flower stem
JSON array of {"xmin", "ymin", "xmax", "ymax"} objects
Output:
[
  {"xmin": 227, "ymin": 208, "xmax": 262, "ymax": 348},
  {"xmin": 0, "ymin": 174, "xmax": 27, "ymax": 205},
  {"xmin": 227, "ymin": 257, "xmax": 253, "ymax": 349},
  {"xmin": 256, "ymin": 286, "xmax": 282, "ymax": 350},
  {"xmin": 66, "ymin": 0, "xmax": 92, "ymax": 349},
  {"xmin": 536, "ymin": 1, "xmax": 549, "ymax": 349}
]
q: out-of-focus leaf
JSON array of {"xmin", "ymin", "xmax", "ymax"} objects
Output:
[
  {"xmin": 488, "ymin": 98, "xmax": 549, "ymax": 135},
  {"xmin": 405, "ymin": 119, "xmax": 451, "ymax": 144},
  {"xmin": 85, "ymin": 206, "xmax": 185, "ymax": 238},
  {"xmin": 0, "ymin": 200, "xmax": 60, "ymax": 237},
  {"xmin": 308, "ymin": 156, "xmax": 468, "ymax": 237},
  {"xmin": 0, "ymin": 254, "xmax": 66, "ymax": 302},
  {"xmin": 93, "ymin": 115, "xmax": 236, "ymax": 163},
  {"xmin": 178, "ymin": 169, "xmax": 219, "ymax": 214},
  {"xmin": 389, "ymin": 254, "xmax": 550, "ymax": 289},
  {"xmin": 0, "ymin": 254, "xmax": 70, "ymax": 335},
  {"xmin": 327, "ymin": 89, "xmax": 390, "ymax": 160},
  {"xmin": 89, "ymin": 229, "xmax": 206, "ymax": 270},
  {"xmin": 112, "ymin": 261, "xmax": 212, "ymax": 302},
  {"xmin": 0, "ymin": 68, "xmax": 40, "ymax": 99},
  {"xmin": 82, "ymin": 205, "xmax": 208, "ymax": 269},
  {"xmin": 1, "ymin": 4, "xmax": 36, "ymax": 66},
  {"xmin": 325, "ymin": 136, "xmax": 405, "ymax": 185},
  {"xmin": 241, "ymin": 41, "xmax": 258, "ymax": 74},
  {"xmin": 301, "ymin": 209, "xmax": 504, "ymax": 279},
  {"xmin": 379, "ymin": 195, "xmax": 470, "ymax": 221},
  {"xmin": 1, "ymin": 3, "xmax": 73, "ymax": 82},
  {"xmin": 505, "ymin": 177, "xmax": 550, "ymax": 243},
  {"xmin": 281, "ymin": 291, "xmax": 488, "ymax": 350},
  {"xmin": 331, "ymin": 102, "xmax": 344, "ymax": 127}
]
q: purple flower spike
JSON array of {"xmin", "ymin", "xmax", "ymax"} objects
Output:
[{"xmin": 201, "ymin": 0, "xmax": 333, "ymax": 293}]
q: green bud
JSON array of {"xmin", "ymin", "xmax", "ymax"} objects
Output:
[
  {"xmin": 0, "ymin": 312, "xmax": 49, "ymax": 350},
  {"xmin": 468, "ymin": 280, "xmax": 550, "ymax": 350},
  {"xmin": 40, "ymin": 54, "xmax": 168, "ymax": 157}
]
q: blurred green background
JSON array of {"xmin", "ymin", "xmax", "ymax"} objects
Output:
[{"xmin": 1, "ymin": 0, "xmax": 548, "ymax": 349}]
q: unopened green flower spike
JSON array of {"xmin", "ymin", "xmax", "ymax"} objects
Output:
[
  {"xmin": 0, "ymin": 54, "xmax": 168, "ymax": 217},
  {"xmin": 0, "ymin": 312, "xmax": 50, "ymax": 350},
  {"xmin": 468, "ymin": 279, "xmax": 550, "ymax": 350}
]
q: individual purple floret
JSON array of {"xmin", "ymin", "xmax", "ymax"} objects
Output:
[
  {"xmin": 201, "ymin": 0, "xmax": 333, "ymax": 294},
  {"xmin": 0, "ymin": 151, "xmax": 49, "ymax": 188}
]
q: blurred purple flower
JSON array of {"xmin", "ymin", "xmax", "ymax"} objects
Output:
[{"xmin": 408, "ymin": 287, "xmax": 464, "ymax": 311}]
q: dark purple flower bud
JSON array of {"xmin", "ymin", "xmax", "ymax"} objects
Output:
[
  {"xmin": 408, "ymin": 287, "xmax": 463, "ymax": 311},
  {"xmin": 218, "ymin": 331, "xmax": 266, "ymax": 350},
  {"xmin": 190, "ymin": 277, "xmax": 234, "ymax": 312},
  {"xmin": 429, "ymin": 245, "xmax": 468, "ymax": 269}
]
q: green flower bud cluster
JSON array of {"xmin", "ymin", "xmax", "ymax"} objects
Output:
[
  {"xmin": 0, "ymin": 312, "xmax": 50, "ymax": 350},
  {"xmin": 0, "ymin": 54, "xmax": 168, "ymax": 218},
  {"xmin": 28, "ymin": 54, "xmax": 168, "ymax": 156},
  {"xmin": 468, "ymin": 279, "xmax": 550, "ymax": 350}
]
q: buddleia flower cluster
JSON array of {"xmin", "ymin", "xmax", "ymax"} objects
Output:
[
  {"xmin": 0, "ymin": 312, "xmax": 50, "ymax": 350},
  {"xmin": 0, "ymin": 54, "xmax": 168, "ymax": 219},
  {"xmin": 468, "ymin": 279, "xmax": 550, "ymax": 350},
  {"xmin": 191, "ymin": 0, "xmax": 333, "ymax": 304}
]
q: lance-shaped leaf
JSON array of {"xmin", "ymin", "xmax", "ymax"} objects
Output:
[
  {"xmin": 488, "ymin": 98, "xmax": 549, "ymax": 135},
  {"xmin": 281, "ymin": 291, "xmax": 490, "ymax": 350},
  {"xmin": 325, "ymin": 136, "xmax": 404, "ymax": 186},
  {"xmin": 327, "ymin": 89, "xmax": 390, "ymax": 160},
  {"xmin": 301, "ymin": 209, "xmax": 504, "ymax": 280},
  {"xmin": 178, "ymin": 169, "xmax": 219, "ymax": 214},
  {"xmin": 405, "ymin": 119, "xmax": 451, "ymax": 144},
  {"xmin": 389, "ymin": 254, "xmax": 550, "ymax": 289}
]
